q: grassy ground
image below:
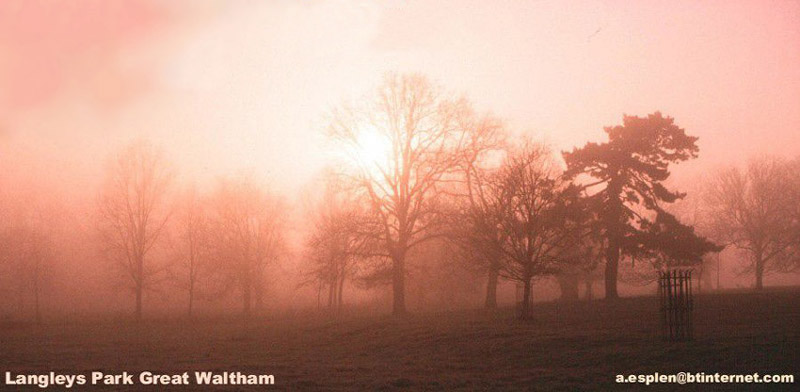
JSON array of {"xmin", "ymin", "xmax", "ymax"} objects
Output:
[{"xmin": 1, "ymin": 289, "xmax": 798, "ymax": 391}]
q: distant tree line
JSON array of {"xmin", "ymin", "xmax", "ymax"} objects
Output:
[
  {"xmin": 0, "ymin": 73, "xmax": 798, "ymax": 322},
  {"xmin": 311, "ymin": 73, "xmax": 796, "ymax": 318},
  {"xmin": 93, "ymin": 142, "xmax": 287, "ymax": 320}
]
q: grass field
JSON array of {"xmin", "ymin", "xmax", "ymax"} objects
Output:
[{"xmin": 2, "ymin": 289, "xmax": 799, "ymax": 390}]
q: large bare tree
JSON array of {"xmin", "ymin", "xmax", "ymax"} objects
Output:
[
  {"xmin": 328, "ymin": 73, "xmax": 480, "ymax": 315},
  {"xmin": 490, "ymin": 142, "xmax": 585, "ymax": 318},
  {"xmin": 704, "ymin": 157, "xmax": 798, "ymax": 289},
  {"xmin": 97, "ymin": 141, "xmax": 174, "ymax": 321}
]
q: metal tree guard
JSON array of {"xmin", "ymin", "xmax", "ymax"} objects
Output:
[{"xmin": 658, "ymin": 269, "xmax": 693, "ymax": 341}]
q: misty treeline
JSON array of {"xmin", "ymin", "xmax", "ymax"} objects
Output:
[
  {"xmin": 95, "ymin": 142, "xmax": 287, "ymax": 320},
  {"xmin": 1, "ymin": 73, "xmax": 799, "ymax": 322}
]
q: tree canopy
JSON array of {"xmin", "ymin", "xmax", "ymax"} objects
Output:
[{"xmin": 563, "ymin": 112, "xmax": 714, "ymax": 298}]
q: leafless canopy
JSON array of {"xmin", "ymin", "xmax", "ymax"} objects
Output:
[
  {"xmin": 209, "ymin": 176, "xmax": 286, "ymax": 316},
  {"xmin": 170, "ymin": 186, "xmax": 219, "ymax": 317},
  {"xmin": 328, "ymin": 73, "xmax": 495, "ymax": 315},
  {"xmin": 301, "ymin": 177, "xmax": 367, "ymax": 311},
  {"xmin": 96, "ymin": 141, "xmax": 174, "ymax": 320},
  {"xmin": 487, "ymin": 142, "xmax": 586, "ymax": 316},
  {"xmin": 704, "ymin": 157, "xmax": 800, "ymax": 288}
]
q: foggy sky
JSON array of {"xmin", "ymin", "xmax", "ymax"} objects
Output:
[{"xmin": 2, "ymin": 0, "xmax": 799, "ymax": 198}]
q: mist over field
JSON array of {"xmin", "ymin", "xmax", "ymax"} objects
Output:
[{"xmin": 1, "ymin": 1, "xmax": 799, "ymax": 390}]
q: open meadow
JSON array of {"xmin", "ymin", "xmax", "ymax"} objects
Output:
[{"xmin": 2, "ymin": 288, "xmax": 798, "ymax": 391}]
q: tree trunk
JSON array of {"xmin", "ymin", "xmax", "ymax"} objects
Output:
[
  {"xmin": 34, "ymin": 278, "xmax": 41, "ymax": 325},
  {"xmin": 327, "ymin": 281, "xmax": 335, "ymax": 309},
  {"xmin": 584, "ymin": 279, "xmax": 593, "ymax": 301},
  {"xmin": 243, "ymin": 285, "xmax": 252, "ymax": 317},
  {"xmin": 316, "ymin": 282, "xmax": 322, "ymax": 309},
  {"xmin": 135, "ymin": 255, "xmax": 144, "ymax": 321},
  {"xmin": 605, "ymin": 180, "xmax": 622, "ymax": 300},
  {"xmin": 557, "ymin": 274, "xmax": 580, "ymax": 301},
  {"xmin": 392, "ymin": 254, "xmax": 407, "ymax": 316},
  {"xmin": 520, "ymin": 278, "xmax": 532, "ymax": 319},
  {"xmin": 255, "ymin": 281, "xmax": 264, "ymax": 313},
  {"xmin": 697, "ymin": 269, "xmax": 702, "ymax": 296},
  {"xmin": 755, "ymin": 253, "xmax": 764, "ymax": 290},
  {"xmin": 337, "ymin": 275, "xmax": 345, "ymax": 311},
  {"xmin": 188, "ymin": 281, "xmax": 194, "ymax": 318},
  {"xmin": 135, "ymin": 284, "xmax": 143, "ymax": 321},
  {"xmin": 605, "ymin": 240, "xmax": 620, "ymax": 299},
  {"xmin": 485, "ymin": 260, "xmax": 499, "ymax": 309}
]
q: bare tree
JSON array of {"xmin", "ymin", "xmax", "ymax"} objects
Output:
[
  {"xmin": 490, "ymin": 142, "xmax": 584, "ymax": 318},
  {"xmin": 4, "ymin": 209, "xmax": 55, "ymax": 324},
  {"xmin": 787, "ymin": 157, "xmax": 800, "ymax": 271},
  {"xmin": 170, "ymin": 186, "xmax": 218, "ymax": 318},
  {"xmin": 209, "ymin": 176, "xmax": 285, "ymax": 317},
  {"xmin": 18, "ymin": 227, "xmax": 52, "ymax": 324},
  {"xmin": 0, "ymin": 187, "xmax": 67, "ymax": 323},
  {"xmin": 328, "ymin": 73, "xmax": 479, "ymax": 315},
  {"xmin": 452, "ymin": 114, "xmax": 507, "ymax": 308},
  {"xmin": 704, "ymin": 157, "xmax": 797, "ymax": 290},
  {"xmin": 97, "ymin": 141, "xmax": 174, "ymax": 321},
  {"xmin": 447, "ymin": 203, "xmax": 506, "ymax": 307},
  {"xmin": 301, "ymin": 177, "xmax": 366, "ymax": 312}
]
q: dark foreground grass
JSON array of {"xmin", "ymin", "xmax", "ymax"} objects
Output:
[{"xmin": 1, "ymin": 289, "xmax": 799, "ymax": 391}]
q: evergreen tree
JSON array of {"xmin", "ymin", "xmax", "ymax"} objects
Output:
[{"xmin": 563, "ymin": 112, "xmax": 705, "ymax": 299}]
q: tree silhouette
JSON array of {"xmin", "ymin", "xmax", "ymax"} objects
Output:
[
  {"xmin": 490, "ymin": 142, "xmax": 585, "ymax": 318},
  {"xmin": 554, "ymin": 199, "xmax": 604, "ymax": 301},
  {"xmin": 170, "ymin": 186, "xmax": 217, "ymax": 318},
  {"xmin": 5, "ymin": 211, "xmax": 55, "ymax": 324},
  {"xmin": 659, "ymin": 182, "xmax": 723, "ymax": 292},
  {"xmin": 209, "ymin": 176, "xmax": 285, "ymax": 317},
  {"xmin": 704, "ymin": 157, "xmax": 798, "ymax": 289},
  {"xmin": 563, "ymin": 112, "xmax": 701, "ymax": 299},
  {"xmin": 97, "ymin": 141, "xmax": 173, "ymax": 321},
  {"xmin": 789, "ymin": 158, "xmax": 800, "ymax": 271},
  {"xmin": 301, "ymin": 177, "xmax": 365, "ymax": 312},
  {"xmin": 629, "ymin": 211, "xmax": 721, "ymax": 271},
  {"xmin": 451, "ymin": 114, "xmax": 506, "ymax": 308},
  {"xmin": 329, "ymin": 73, "xmax": 484, "ymax": 315}
]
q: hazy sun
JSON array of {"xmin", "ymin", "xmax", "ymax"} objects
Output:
[{"xmin": 351, "ymin": 128, "xmax": 392, "ymax": 176}]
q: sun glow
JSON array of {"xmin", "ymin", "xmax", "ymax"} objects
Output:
[{"xmin": 350, "ymin": 128, "xmax": 393, "ymax": 177}]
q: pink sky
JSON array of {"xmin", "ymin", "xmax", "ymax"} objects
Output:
[{"xmin": 2, "ymin": 0, "xmax": 799, "ymax": 195}]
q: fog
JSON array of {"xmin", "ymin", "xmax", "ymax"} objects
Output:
[
  {"xmin": 3, "ymin": 3, "xmax": 800, "ymax": 390},
  {"xmin": 1, "ymin": 0, "xmax": 799, "ymax": 321}
]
